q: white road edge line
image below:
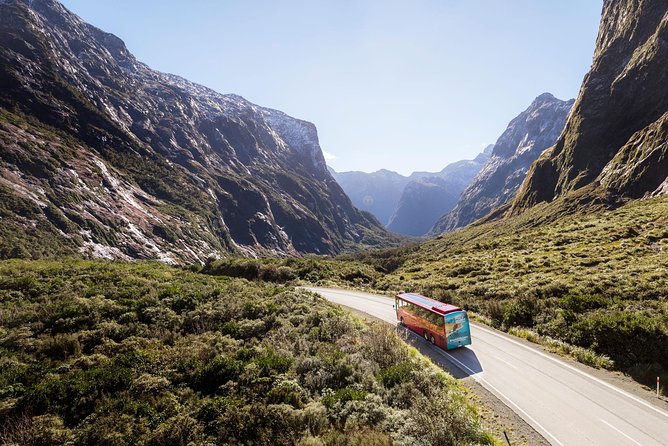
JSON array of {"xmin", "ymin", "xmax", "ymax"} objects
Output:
[
  {"xmin": 432, "ymin": 343, "xmax": 565, "ymax": 446},
  {"xmin": 309, "ymin": 287, "xmax": 668, "ymax": 434},
  {"xmin": 474, "ymin": 324, "xmax": 668, "ymax": 419},
  {"xmin": 600, "ymin": 419, "xmax": 643, "ymax": 446},
  {"xmin": 313, "ymin": 289, "xmax": 566, "ymax": 445}
]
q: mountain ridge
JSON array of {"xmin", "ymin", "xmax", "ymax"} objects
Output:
[
  {"xmin": 430, "ymin": 93, "xmax": 574, "ymax": 235},
  {"xmin": 386, "ymin": 153, "xmax": 490, "ymax": 236},
  {"xmin": 511, "ymin": 0, "xmax": 668, "ymax": 213},
  {"xmin": 0, "ymin": 0, "xmax": 397, "ymax": 262},
  {"xmin": 331, "ymin": 149, "xmax": 490, "ymax": 235}
]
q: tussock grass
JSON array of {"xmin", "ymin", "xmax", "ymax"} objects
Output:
[
  {"xmin": 343, "ymin": 195, "xmax": 668, "ymax": 394},
  {"xmin": 507, "ymin": 327, "xmax": 614, "ymax": 369},
  {"xmin": 0, "ymin": 259, "xmax": 495, "ymax": 445}
]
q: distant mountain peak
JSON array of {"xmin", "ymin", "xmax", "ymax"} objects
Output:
[
  {"xmin": 431, "ymin": 94, "xmax": 573, "ymax": 235},
  {"xmin": 533, "ymin": 92, "xmax": 556, "ymax": 103},
  {"xmin": 332, "ymin": 147, "xmax": 490, "ymax": 235}
]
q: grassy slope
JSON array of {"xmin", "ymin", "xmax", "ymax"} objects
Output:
[
  {"xmin": 353, "ymin": 195, "xmax": 668, "ymax": 392},
  {"xmin": 0, "ymin": 259, "xmax": 495, "ymax": 446}
]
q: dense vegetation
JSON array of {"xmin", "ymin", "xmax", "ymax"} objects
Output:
[
  {"xmin": 347, "ymin": 195, "xmax": 668, "ymax": 393},
  {"xmin": 0, "ymin": 259, "xmax": 495, "ymax": 445},
  {"xmin": 200, "ymin": 257, "xmax": 381, "ymax": 288}
]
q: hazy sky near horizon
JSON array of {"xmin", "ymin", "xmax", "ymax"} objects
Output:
[{"xmin": 60, "ymin": 0, "xmax": 602, "ymax": 176}]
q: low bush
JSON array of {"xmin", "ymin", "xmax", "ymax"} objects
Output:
[
  {"xmin": 201, "ymin": 257, "xmax": 380, "ymax": 287},
  {"xmin": 502, "ymin": 295, "xmax": 537, "ymax": 328},
  {"xmin": 0, "ymin": 259, "xmax": 494, "ymax": 445},
  {"xmin": 565, "ymin": 312, "xmax": 668, "ymax": 369},
  {"xmin": 377, "ymin": 362, "xmax": 413, "ymax": 388},
  {"xmin": 367, "ymin": 195, "xmax": 668, "ymax": 392}
]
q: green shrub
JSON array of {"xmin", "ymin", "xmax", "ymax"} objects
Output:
[
  {"xmin": 377, "ymin": 362, "xmax": 413, "ymax": 388},
  {"xmin": 25, "ymin": 363, "xmax": 134, "ymax": 424},
  {"xmin": 266, "ymin": 380, "xmax": 304, "ymax": 408},
  {"xmin": 192, "ymin": 355, "xmax": 243, "ymax": 394},
  {"xmin": 322, "ymin": 388, "xmax": 368, "ymax": 409},
  {"xmin": 219, "ymin": 320, "xmax": 240, "ymax": 338},
  {"xmin": 255, "ymin": 348, "xmax": 292, "ymax": 377},
  {"xmin": 502, "ymin": 295, "xmax": 537, "ymax": 327},
  {"xmin": 0, "ymin": 259, "xmax": 494, "ymax": 444},
  {"xmin": 566, "ymin": 312, "xmax": 668, "ymax": 369},
  {"xmin": 559, "ymin": 294, "xmax": 610, "ymax": 313}
]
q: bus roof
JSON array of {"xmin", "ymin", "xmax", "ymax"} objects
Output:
[{"xmin": 396, "ymin": 292, "xmax": 462, "ymax": 315}]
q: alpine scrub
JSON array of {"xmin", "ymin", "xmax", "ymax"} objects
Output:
[{"xmin": 0, "ymin": 259, "xmax": 495, "ymax": 445}]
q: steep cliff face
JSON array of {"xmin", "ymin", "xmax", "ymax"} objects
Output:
[
  {"xmin": 512, "ymin": 0, "xmax": 668, "ymax": 212},
  {"xmin": 0, "ymin": 0, "xmax": 395, "ymax": 261},
  {"xmin": 332, "ymin": 149, "xmax": 489, "ymax": 236},
  {"xmin": 329, "ymin": 169, "xmax": 410, "ymax": 225},
  {"xmin": 387, "ymin": 152, "xmax": 490, "ymax": 236},
  {"xmin": 431, "ymin": 94, "xmax": 573, "ymax": 234}
]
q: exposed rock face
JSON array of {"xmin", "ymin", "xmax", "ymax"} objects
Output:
[
  {"xmin": 512, "ymin": 0, "xmax": 668, "ymax": 212},
  {"xmin": 331, "ymin": 149, "xmax": 489, "ymax": 236},
  {"xmin": 431, "ymin": 94, "xmax": 573, "ymax": 234},
  {"xmin": 387, "ymin": 152, "xmax": 490, "ymax": 236},
  {"xmin": 329, "ymin": 168, "xmax": 409, "ymax": 225},
  {"xmin": 0, "ymin": 0, "xmax": 394, "ymax": 262}
]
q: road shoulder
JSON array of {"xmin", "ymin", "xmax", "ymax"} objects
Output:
[
  {"xmin": 471, "ymin": 321, "xmax": 668, "ymax": 413},
  {"xmin": 344, "ymin": 305, "xmax": 549, "ymax": 446}
]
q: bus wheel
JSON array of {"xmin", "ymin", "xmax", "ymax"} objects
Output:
[
  {"xmin": 400, "ymin": 317, "xmax": 404, "ymax": 326},
  {"xmin": 430, "ymin": 334, "xmax": 435, "ymax": 344},
  {"xmin": 423, "ymin": 330, "xmax": 428, "ymax": 340}
]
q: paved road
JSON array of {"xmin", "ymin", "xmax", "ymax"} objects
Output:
[{"xmin": 306, "ymin": 287, "xmax": 668, "ymax": 446}]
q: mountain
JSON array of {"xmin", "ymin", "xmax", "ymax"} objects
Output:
[
  {"xmin": 0, "ymin": 0, "xmax": 396, "ymax": 262},
  {"xmin": 328, "ymin": 168, "xmax": 410, "ymax": 225},
  {"xmin": 386, "ymin": 151, "xmax": 491, "ymax": 236},
  {"xmin": 511, "ymin": 0, "xmax": 668, "ymax": 212},
  {"xmin": 431, "ymin": 94, "xmax": 573, "ymax": 234},
  {"xmin": 331, "ymin": 148, "xmax": 490, "ymax": 236}
]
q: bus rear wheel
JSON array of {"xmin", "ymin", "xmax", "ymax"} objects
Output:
[
  {"xmin": 400, "ymin": 317, "xmax": 404, "ymax": 326},
  {"xmin": 430, "ymin": 334, "xmax": 435, "ymax": 344},
  {"xmin": 423, "ymin": 330, "xmax": 428, "ymax": 340}
]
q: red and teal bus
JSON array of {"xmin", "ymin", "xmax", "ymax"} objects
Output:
[{"xmin": 395, "ymin": 292, "xmax": 471, "ymax": 350}]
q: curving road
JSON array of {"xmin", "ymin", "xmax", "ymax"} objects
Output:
[{"xmin": 306, "ymin": 287, "xmax": 668, "ymax": 446}]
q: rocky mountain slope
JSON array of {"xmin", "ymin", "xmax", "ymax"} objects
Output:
[
  {"xmin": 387, "ymin": 151, "xmax": 490, "ymax": 236},
  {"xmin": 332, "ymin": 149, "xmax": 489, "ymax": 236},
  {"xmin": 0, "ymin": 0, "xmax": 396, "ymax": 262},
  {"xmin": 511, "ymin": 0, "xmax": 668, "ymax": 212},
  {"xmin": 431, "ymin": 94, "xmax": 573, "ymax": 234},
  {"xmin": 328, "ymin": 168, "xmax": 409, "ymax": 225}
]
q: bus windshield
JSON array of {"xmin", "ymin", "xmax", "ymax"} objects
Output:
[
  {"xmin": 395, "ymin": 292, "xmax": 471, "ymax": 350},
  {"xmin": 444, "ymin": 311, "xmax": 471, "ymax": 349}
]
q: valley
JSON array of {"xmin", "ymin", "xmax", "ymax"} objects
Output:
[{"xmin": 0, "ymin": 0, "xmax": 667, "ymax": 445}]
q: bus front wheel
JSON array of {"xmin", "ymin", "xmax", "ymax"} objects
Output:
[
  {"xmin": 400, "ymin": 317, "xmax": 404, "ymax": 326},
  {"xmin": 430, "ymin": 334, "xmax": 435, "ymax": 344},
  {"xmin": 423, "ymin": 330, "xmax": 428, "ymax": 340}
]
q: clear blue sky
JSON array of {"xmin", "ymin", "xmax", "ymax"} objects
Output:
[{"xmin": 60, "ymin": 0, "xmax": 602, "ymax": 175}]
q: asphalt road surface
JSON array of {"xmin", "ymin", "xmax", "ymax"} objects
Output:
[{"xmin": 305, "ymin": 287, "xmax": 668, "ymax": 446}]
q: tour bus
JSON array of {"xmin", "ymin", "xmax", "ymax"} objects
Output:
[{"xmin": 394, "ymin": 292, "xmax": 471, "ymax": 350}]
